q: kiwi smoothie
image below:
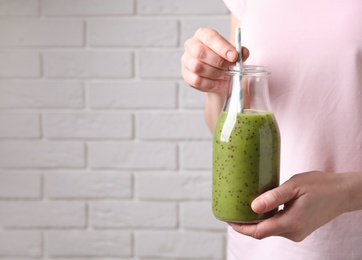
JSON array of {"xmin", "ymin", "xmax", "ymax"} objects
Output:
[{"xmin": 212, "ymin": 109, "xmax": 280, "ymax": 223}]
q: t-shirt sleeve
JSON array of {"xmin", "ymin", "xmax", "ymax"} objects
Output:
[{"xmin": 223, "ymin": 0, "xmax": 246, "ymax": 23}]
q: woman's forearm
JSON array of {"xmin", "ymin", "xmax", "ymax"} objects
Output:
[{"xmin": 205, "ymin": 91, "xmax": 227, "ymax": 132}]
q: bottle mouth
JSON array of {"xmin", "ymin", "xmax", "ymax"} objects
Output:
[{"xmin": 228, "ymin": 65, "xmax": 271, "ymax": 76}]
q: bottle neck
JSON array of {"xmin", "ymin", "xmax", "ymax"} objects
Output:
[{"xmin": 223, "ymin": 65, "xmax": 271, "ymax": 113}]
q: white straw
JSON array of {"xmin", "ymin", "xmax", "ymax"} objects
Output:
[
  {"xmin": 220, "ymin": 28, "xmax": 244, "ymax": 142},
  {"xmin": 235, "ymin": 28, "xmax": 242, "ymax": 67}
]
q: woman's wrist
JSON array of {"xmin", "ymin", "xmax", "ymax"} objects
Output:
[
  {"xmin": 342, "ymin": 172, "xmax": 362, "ymax": 213},
  {"xmin": 205, "ymin": 90, "xmax": 227, "ymax": 131}
]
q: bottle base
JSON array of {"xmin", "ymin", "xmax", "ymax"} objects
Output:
[{"xmin": 215, "ymin": 216, "xmax": 266, "ymax": 224}]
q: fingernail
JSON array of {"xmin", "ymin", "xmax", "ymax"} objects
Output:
[{"xmin": 226, "ymin": 51, "xmax": 237, "ymax": 61}]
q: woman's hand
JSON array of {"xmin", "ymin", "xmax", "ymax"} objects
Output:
[
  {"xmin": 181, "ymin": 28, "xmax": 249, "ymax": 93},
  {"xmin": 229, "ymin": 171, "xmax": 351, "ymax": 242}
]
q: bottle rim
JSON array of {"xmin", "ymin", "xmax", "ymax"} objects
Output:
[{"xmin": 228, "ymin": 65, "xmax": 271, "ymax": 76}]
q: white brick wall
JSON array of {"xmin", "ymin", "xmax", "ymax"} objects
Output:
[
  {"xmin": 0, "ymin": 52, "xmax": 40, "ymax": 77},
  {"xmin": 0, "ymin": 0, "xmax": 230, "ymax": 259},
  {"xmin": 0, "ymin": 81, "xmax": 84, "ymax": 108},
  {"xmin": 43, "ymin": 51, "xmax": 133, "ymax": 78},
  {"xmin": 0, "ymin": 0, "xmax": 39, "ymax": 16},
  {"xmin": 0, "ymin": 20, "xmax": 84, "ymax": 47}
]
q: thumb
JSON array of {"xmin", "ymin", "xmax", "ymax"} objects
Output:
[{"xmin": 251, "ymin": 182, "xmax": 297, "ymax": 214}]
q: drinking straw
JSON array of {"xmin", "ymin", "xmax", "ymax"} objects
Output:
[
  {"xmin": 220, "ymin": 28, "xmax": 243, "ymax": 142},
  {"xmin": 235, "ymin": 27, "xmax": 242, "ymax": 67},
  {"xmin": 233, "ymin": 27, "xmax": 243, "ymax": 113}
]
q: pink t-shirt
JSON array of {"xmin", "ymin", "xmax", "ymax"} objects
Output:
[{"xmin": 222, "ymin": 0, "xmax": 362, "ymax": 259}]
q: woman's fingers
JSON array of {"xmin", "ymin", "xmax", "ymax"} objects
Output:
[
  {"xmin": 251, "ymin": 179, "xmax": 298, "ymax": 214},
  {"xmin": 228, "ymin": 210, "xmax": 291, "ymax": 240},
  {"xmin": 229, "ymin": 209, "xmax": 309, "ymax": 242},
  {"xmin": 181, "ymin": 64, "xmax": 230, "ymax": 92},
  {"xmin": 194, "ymin": 28, "xmax": 238, "ymax": 63},
  {"xmin": 184, "ymin": 37, "xmax": 232, "ymax": 71},
  {"xmin": 181, "ymin": 27, "xmax": 249, "ymax": 92},
  {"xmin": 181, "ymin": 52, "xmax": 230, "ymax": 80}
]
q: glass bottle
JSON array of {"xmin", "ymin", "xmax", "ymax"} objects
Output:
[{"xmin": 212, "ymin": 65, "xmax": 280, "ymax": 223}]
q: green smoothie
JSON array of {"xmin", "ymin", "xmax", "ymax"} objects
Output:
[{"xmin": 212, "ymin": 109, "xmax": 280, "ymax": 223}]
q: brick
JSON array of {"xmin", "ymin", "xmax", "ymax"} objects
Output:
[
  {"xmin": 89, "ymin": 142, "xmax": 176, "ymax": 170},
  {"xmin": 180, "ymin": 142, "xmax": 212, "ymax": 170},
  {"xmin": 180, "ymin": 202, "xmax": 226, "ymax": 230},
  {"xmin": 0, "ymin": 81, "xmax": 84, "ymax": 108},
  {"xmin": 0, "ymin": 113, "xmax": 40, "ymax": 138},
  {"xmin": 135, "ymin": 171, "xmax": 211, "ymax": 200},
  {"xmin": 136, "ymin": 112, "xmax": 211, "ymax": 140},
  {"xmin": 139, "ymin": 50, "xmax": 182, "ymax": 78},
  {"xmin": 42, "ymin": 0, "xmax": 133, "ymax": 16},
  {"xmin": 91, "ymin": 201, "xmax": 177, "ymax": 228},
  {"xmin": 44, "ymin": 112, "xmax": 132, "ymax": 139},
  {"xmin": 0, "ymin": 172, "xmax": 41, "ymax": 199},
  {"xmin": 0, "ymin": 201, "xmax": 85, "ymax": 228},
  {"xmin": 47, "ymin": 231, "xmax": 132, "ymax": 257},
  {"xmin": 46, "ymin": 259, "xmax": 126, "ymax": 260},
  {"xmin": 88, "ymin": 81, "xmax": 177, "ymax": 109},
  {"xmin": 0, "ymin": 0, "xmax": 39, "ymax": 16},
  {"xmin": 135, "ymin": 231, "xmax": 224, "ymax": 259},
  {"xmin": 0, "ymin": 52, "xmax": 40, "ymax": 77},
  {"xmin": 180, "ymin": 17, "xmax": 230, "ymax": 46},
  {"xmin": 89, "ymin": 19, "xmax": 177, "ymax": 47},
  {"xmin": 179, "ymin": 80, "xmax": 205, "ymax": 109},
  {"xmin": 43, "ymin": 51, "xmax": 132, "ymax": 78},
  {"xmin": 0, "ymin": 20, "xmax": 84, "ymax": 47},
  {"xmin": 0, "ymin": 141, "xmax": 85, "ymax": 168},
  {"xmin": 0, "ymin": 231, "xmax": 41, "ymax": 257},
  {"xmin": 45, "ymin": 172, "xmax": 132, "ymax": 199},
  {"xmin": 137, "ymin": 0, "xmax": 228, "ymax": 15},
  {"xmin": 0, "ymin": 258, "xmax": 37, "ymax": 260}
]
